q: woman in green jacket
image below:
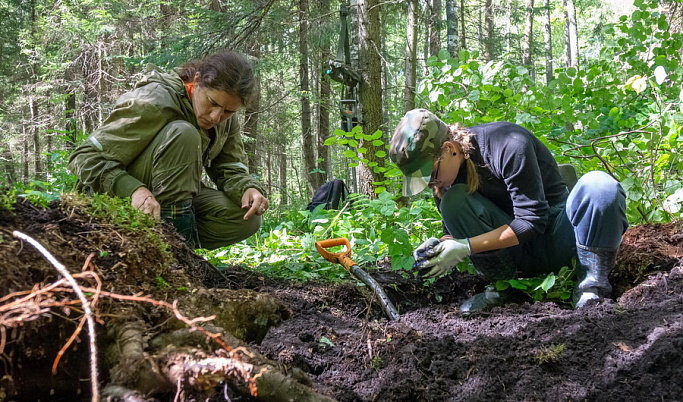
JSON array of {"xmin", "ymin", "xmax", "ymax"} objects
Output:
[{"xmin": 68, "ymin": 51, "xmax": 268, "ymax": 249}]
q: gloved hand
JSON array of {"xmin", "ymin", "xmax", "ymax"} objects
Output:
[
  {"xmin": 415, "ymin": 238, "xmax": 472, "ymax": 279},
  {"xmin": 412, "ymin": 237, "xmax": 441, "ymax": 263}
]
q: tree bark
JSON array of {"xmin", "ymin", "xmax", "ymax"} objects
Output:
[
  {"xmin": 317, "ymin": 61, "xmax": 331, "ymax": 185},
  {"xmin": 484, "ymin": 0, "xmax": 493, "ymax": 61},
  {"xmin": 354, "ymin": 0, "xmax": 385, "ymax": 197},
  {"xmin": 564, "ymin": 0, "xmax": 578, "ymax": 67},
  {"xmin": 429, "ymin": 0, "xmax": 442, "ymax": 58},
  {"xmin": 315, "ymin": 0, "xmax": 332, "ymax": 186},
  {"xmin": 460, "ymin": 0, "xmax": 466, "ymax": 50},
  {"xmin": 22, "ymin": 115, "xmax": 28, "ymax": 183},
  {"xmin": 29, "ymin": 92, "xmax": 41, "ymax": 181},
  {"xmin": 523, "ymin": 0, "xmax": 535, "ymax": 69},
  {"xmin": 29, "ymin": 0, "xmax": 42, "ymax": 182},
  {"xmin": 544, "ymin": 0, "xmax": 553, "ymax": 84},
  {"xmin": 299, "ymin": 0, "xmax": 317, "ymax": 196},
  {"xmin": 1, "ymin": 143, "xmax": 16, "ymax": 186},
  {"xmin": 65, "ymin": 91, "xmax": 77, "ymax": 149},
  {"xmin": 279, "ymin": 151, "xmax": 288, "ymax": 206},
  {"xmin": 404, "ymin": 0, "xmax": 418, "ymax": 113},
  {"xmin": 445, "ymin": 0, "xmax": 458, "ymax": 57},
  {"xmin": 506, "ymin": 1, "xmax": 513, "ymax": 54},
  {"xmin": 244, "ymin": 46, "xmax": 261, "ymax": 187}
]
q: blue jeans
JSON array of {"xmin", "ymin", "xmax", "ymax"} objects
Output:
[
  {"xmin": 440, "ymin": 171, "xmax": 628, "ymax": 277},
  {"xmin": 566, "ymin": 171, "xmax": 628, "ymax": 249}
]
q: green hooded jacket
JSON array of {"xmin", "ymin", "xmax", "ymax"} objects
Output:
[{"xmin": 68, "ymin": 65, "xmax": 265, "ymax": 205}]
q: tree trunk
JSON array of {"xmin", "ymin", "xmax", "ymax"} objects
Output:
[
  {"xmin": 544, "ymin": 0, "xmax": 553, "ymax": 84},
  {"xmin": 506, "ymin": 1, "xmax": 513, "ymax": 54},
  {"xmin": 404, "ymin": 0, "xmax": 418, "ymax": 113},
  {"xmin": 315, "ymin": 0, "xmax": 332, "ymax": 186},
  {"xmin": 445, "ymin": 0, "xmax": 458, "ymax": 57},
  {"xmin": 22, "ymin": 117, "xmax": 28, "ymax": 183},
  {"xmin": 299, "ymin": 0, "xmax": 317, "ymax": 196},
  {"xmin": 279, "ymin": 151, "xmax": 288, "ymax": 206},
  {"xmin": 97, "ymin": 41, "xmax": 105, "ymax": 126},
  {"xmin": 28, "ymin": 0, "xmax": 42, "ymax": 182},
  {"xmin": 429, "ymin": 0, "xmax": 442, "ymax": 58},
  {"xmin": 1, "ymin": 144, "xmax": 16, "ymax": 186},
  {"xmin": 484, "ymin": 0, "xmax": 493, "ymax": 61},
  {"xmin": 244, "ymin": 39, "xmax": 262, "ymax": 192},
  {"xmin": 317, "ymin": 61, "xmax": 331, "ymax": 185},
  {"xmin": 243, "ymin": 74, "xmax": 261, "ymax": 186},
  {"xmin": 523, "ymin": 0, "xmax": 534, "ymax": 69},
  {"xmin": 29, "ymin": 92, "xmax": 41, "ymax": 181},
  {"xmin": 65, "ymin": 91, "xmax": 77, "ymax": 149},
  {"xmin": 459, "ymin": 0, "xmax": 466, "ymax": 50},
  {"xmin": 564, "ymin": 0, "xmax": 578, "ymax": 67},
  {"xmin": 354, "ymin": 0, "xmax": 384, "ymax": 198}
]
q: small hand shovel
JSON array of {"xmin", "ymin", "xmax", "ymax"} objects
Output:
[{"xmin": 315, "ymin": 237, "xmax": 400, "ymax": 321}]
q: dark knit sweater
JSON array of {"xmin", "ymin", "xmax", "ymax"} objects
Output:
[{"xmin": 438, "ymin": 122, "xmax": 569, "ymax": 244}]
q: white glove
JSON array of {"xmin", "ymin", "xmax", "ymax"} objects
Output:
[
  {"xmin": 412, "ymin": 237, "xmax": 441, "ymax": 263},
  {"xmin": 416, "ymin": 238, "xmax": 472, "ymax": 278}
]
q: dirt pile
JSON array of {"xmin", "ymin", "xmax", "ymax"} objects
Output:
[{"xmin": 0, "ymin": 197, "xmax": 681, "ymax": 401}]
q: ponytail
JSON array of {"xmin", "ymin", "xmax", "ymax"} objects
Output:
[{"xmin": 448, "ymin": 124, "xmax": 479, "ymax": 194}]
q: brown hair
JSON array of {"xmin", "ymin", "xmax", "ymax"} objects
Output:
[
  {"xmin": 448, "ymin": 123, "xmax": 479, "ymax": 194},
  {"xmin": 178, "ymin": 51, "xmax": 255, "ymax": 106}
]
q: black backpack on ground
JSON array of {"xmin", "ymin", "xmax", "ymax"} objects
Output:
[{"xmin": 307, "ymin": 179, "xmax": 350, "ymax": 211}]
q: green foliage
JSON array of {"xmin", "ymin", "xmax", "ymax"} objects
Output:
[
  {"xmin": 419, "ymin": 0, "xmax": 683, "ymax": 224},
  {"xmin": 495, "ymin": 266, "xmax": 575, "ymax": 304},
  {"xmin": 0, "ymin": 188, "xmax": 18, "ymax": 211},
  {"xmin": 200, "ymin": 193, "xmax": 444, "ymax": 283},
  {"xmin": 14, "ymin": 181, "xmax": 61, "ymax": 208},
  {"xmin": 324, "ymin": 126, "xmax": 403, "ymax": 194}
]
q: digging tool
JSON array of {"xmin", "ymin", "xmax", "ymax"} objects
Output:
[{"xmin": 315, "ymin": 237, "xmax": 400, "ymax": 321}]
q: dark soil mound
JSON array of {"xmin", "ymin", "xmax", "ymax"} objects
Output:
[{"xmin": 0, "ymin": 197, "xmax": 681, "ymax": 401}]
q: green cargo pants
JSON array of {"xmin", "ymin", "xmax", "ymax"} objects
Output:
[{"xmin": 126, "ymin": 120, "xmax": 261, "ymax": 249}]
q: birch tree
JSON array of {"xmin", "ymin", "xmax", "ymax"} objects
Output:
[
  {"xmin": 564, "ymin": 0, "xmax": 578, "ymax": 67},
  {"xmin": 445, "ymin": 0, "xmax": 458, "ymax": 56}
]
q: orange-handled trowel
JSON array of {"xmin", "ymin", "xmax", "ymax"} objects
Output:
[{"xmin": 315, "ymin": 237, "xmax": 400, "ymax": 321}]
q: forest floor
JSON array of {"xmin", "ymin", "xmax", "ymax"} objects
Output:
[{"xmin": 0, "ymin": 197, "xmax": 681, "ymax": 401}]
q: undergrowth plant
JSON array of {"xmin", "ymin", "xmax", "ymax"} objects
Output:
[
  {"xmin": 534, "ymin": 344, "xmax": 566, "ymax": 365},
  {"xmin": 495, "ymin": 266, "xmax": 576, "ymax": 305},
  {"xmin": 200, "ymin": 192, "xmax": 444, "ymax": 282}
]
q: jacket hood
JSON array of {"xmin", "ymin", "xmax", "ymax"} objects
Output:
[{"xmin": 133, "ymin": 64, "xmax": 195, "ymax": 124}]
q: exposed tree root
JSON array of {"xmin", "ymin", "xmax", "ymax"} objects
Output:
[
  {"xmin": 107, "ymin": 322, "xmax": 334, "ymax": 401},
  {"xmin": 1, "ymin": 231, "xmax": 332, "ymax": 401}
]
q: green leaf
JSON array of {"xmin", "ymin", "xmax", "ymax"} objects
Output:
[{"xmin": 536, "ymin": 274, "xmax": 556, "ymax": 292}]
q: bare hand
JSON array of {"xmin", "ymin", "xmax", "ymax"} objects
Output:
[
  {"xmin": 241, "ymin": 188, "xmax": 269, "ymax": 220},
  {"xmin": 131, "ymin": 187, "xmax": 161, "ymax": 219}
]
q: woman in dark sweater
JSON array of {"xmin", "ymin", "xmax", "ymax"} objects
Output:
[{"xmin": 389, "ymin": 109, "xmax": 628, "ymax": 313}]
